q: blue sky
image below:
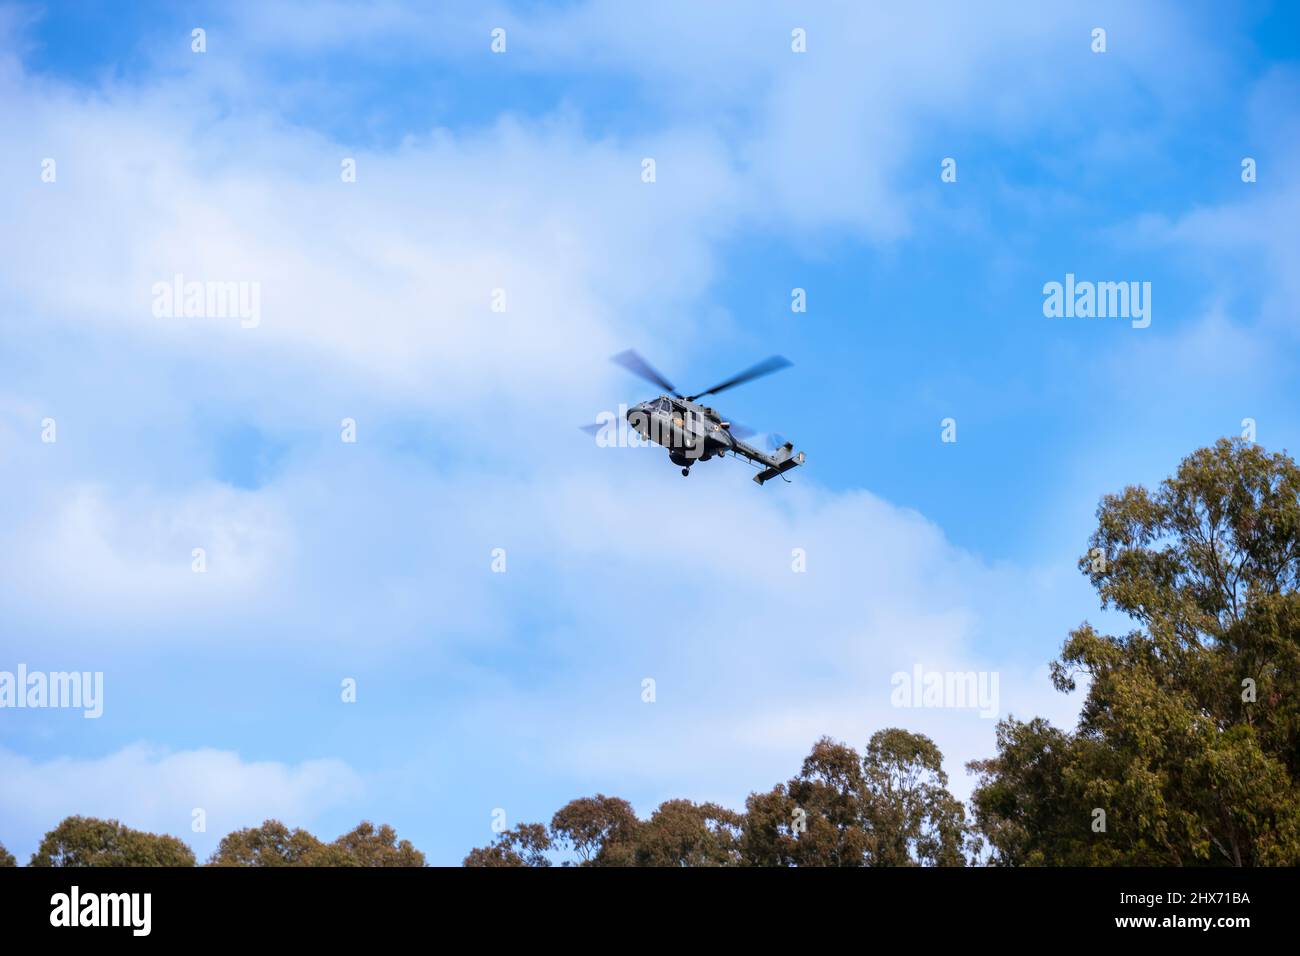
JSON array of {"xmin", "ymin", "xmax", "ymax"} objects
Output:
[{"xmin": 1, "ymin": 0, "xmax": 1298, "ymax": 865}]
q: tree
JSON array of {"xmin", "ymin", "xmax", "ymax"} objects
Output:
[
  {"xmin": 322, "ymin": 821, "xmax": 425, "ymax": 867},
  {"xmin": 201, "ymin": 820, "xmax": 426, "ymax": 867},
  {"xmin": 743, "ymin": 732, "xmax": 969, "ymax": 866},
  {"xmin": 465, "ymin": 799, "xmax": 742, "ymax": 867},
  {"xmin": 971, "ymin": 439, "xmax": 1300, "ymax": 866},
  {"xmin": 0, "ymin": 842, "xmax": 16, "ymax": 867},
  {"xmin": 207, "ymin": 820, "xmax": 325, "ymax": 867},
  {"xmin": 862, "ymin": 728, "xmax": 968, "ymax": 866},
  {"xmin": 739, "ymin": 783, "xmax": 801, "ymax": 866},
  {"xmin": 29, "ymin": 816, "xmax": 195, "ymax": 867},
  {"xmin": 550, "ymin": 795, "xmax": 640, "ymax": 866},
  {"xmin": 1083, "ymin": 438, "xmax": 1300, "ymax": 642},
  {"xmin": 463, "ymin": 823, "xmax": 552, "ymax": 867},
  {"xmin": 781, "ymin": 736, "xmax": 874, "ymax": 866},
  {"xmin": 633, "ymin": 800, "xmax": 743, "ymax": 867},
  {"xmin": 967, "ymin": 718, "xmax": 1107, "ymax": 865}
]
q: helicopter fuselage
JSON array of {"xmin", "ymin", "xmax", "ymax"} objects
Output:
[
  {"xmin": 626, "ymin": 395, "xmax": 804, "ymax": 483},
  {"xmin": 600, "ymin": 349, "xmax": 805, "ymax": 484},
  {"xmin": 627, "ymin": 396, "xmax": 730, "ymax": 461}
]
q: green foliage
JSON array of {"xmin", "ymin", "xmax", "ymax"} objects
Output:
[
  {"xmin": 633, "ymin": 800, "xmax": 743, "ymax": 866},
  {"xmin": 327, "ymin": 821, "xmax": 425, "ymax": 867},
  {"xmin": 863, "ymin": 728, "xmax": 968, "ymax": 866},
  {"xmin": 464, "ymin": 731, "xmax": 972, "ymax": 867},
  {"xmin": 0, "ymin": 841, "xmax": 16, "ymax": 867},
  {"xmin": 462, "ymin": 824, "xmax": 552, "ymax": 867},
  {"xmin": 207, "ymin": 820, "xmax": 325, "ymax": 867},
  {"xmin": 742, "ymin": 731, "xmax": 970, "ymax": 866},
  {"xmin": 549, "ymin": 794, "xmax": 641, "ymax": 866},
  {"xmin": 30, "ymin": 816, "xmax": 195, "ymax": 867},
  {"xmin": 1082, "ymin": 438, "xmax": 1300, "ymax": 640},
  {"xmin": 466, "ymin": 797, "xmax": 746, "ymax": 867},
  {"xmin": 744, "ymin": 737, "xmax": 872, "ymax": 866},
  {"xmin": 208, "ymin": 819, "xmax": 425, "ymax": 866},
  {"xmin": 972, "ymin": 439, "xmax": 1300, "ymax": 866},
  {"xmin": 968, "ymin": 718, "xmax": 1112, "ymax": 865}
]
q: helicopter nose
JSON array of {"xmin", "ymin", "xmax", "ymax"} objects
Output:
[{"xmin": 626, "ymin": 403, "xmax": 649, "ymax": 436}]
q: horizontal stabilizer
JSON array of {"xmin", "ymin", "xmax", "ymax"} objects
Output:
[{"xmin": 754, "ymin": 450, "xmax": 805, "ymax": 485}]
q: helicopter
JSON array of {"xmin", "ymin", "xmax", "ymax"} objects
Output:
[{"xmin": 583, "ymin": 349, "xmax": 806, "ymax": 484}]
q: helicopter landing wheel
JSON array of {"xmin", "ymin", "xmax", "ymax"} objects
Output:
[{"xmin": 681, "ymin": 467, "xmax": 690, "ymax": 477}]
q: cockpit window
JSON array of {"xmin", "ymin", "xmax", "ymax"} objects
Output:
[{"xmin": 652, "ymin": 398, "xmax": 672, "ymax": 412}]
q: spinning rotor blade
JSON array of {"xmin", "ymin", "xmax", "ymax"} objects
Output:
[
  {"xmin": 726, "ymin": 422, "xmax": 757, "ymax": 440},
  {"xmin": 611, "ymin": 350, "xmax": 680, "ymax": 397},
  {"xmin": 686, "ymin": 355, "xmax": 792, "ymax": 401}
]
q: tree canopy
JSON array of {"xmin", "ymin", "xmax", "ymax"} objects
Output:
[
  {"xmin": 208, "ymin": 820, "xmax": 425, "ymax": 867},
  {"xmin": 971, "ymin": 438, "xmax": 1300, "ymax": 865},
  {"xmin": 29, "ymin": 816, "xmax": 196, "ymax": 867},
  {"xmin": 466, "ymin": 729, "xmax": 970, "ymax": 867},
  {"xmin": 207, "ymin": 820, "xmax": 328, "ymax": 867}
]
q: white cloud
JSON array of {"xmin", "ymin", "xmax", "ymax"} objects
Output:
[
  {"xmin": 0, "ymin": 743, "xmax": 361, "ymax": 862},
  {"xmin": 0, "ymin": 2, "xmax": 1171, "ymax": 858},
  {"xmin": 0, "ymin": 99, "xmax": 733, "ymax": 408},
  {"xmin": 0, "ymin": 481, "xmax": 291, "ymax": 625},
  {"xmin": 323, "ymin": 463, "xmax": 1095, "ymax": 814}
]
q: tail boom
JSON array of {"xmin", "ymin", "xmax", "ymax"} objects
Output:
[{"xmin": 729, "ymin": 438, "xmax": 806, "ymax": 485}]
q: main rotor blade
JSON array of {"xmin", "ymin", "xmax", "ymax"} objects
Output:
[
  {"xmin": 726, "ymin": 422, "xmax": 757, "ymax": 440},
  {"xmin": 686, "ymin": 355, "xmax": 792, "ymax": 401},
  {"xmin": 611, "ymin": 350, "xmax": 679, "ymax": 397}
]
